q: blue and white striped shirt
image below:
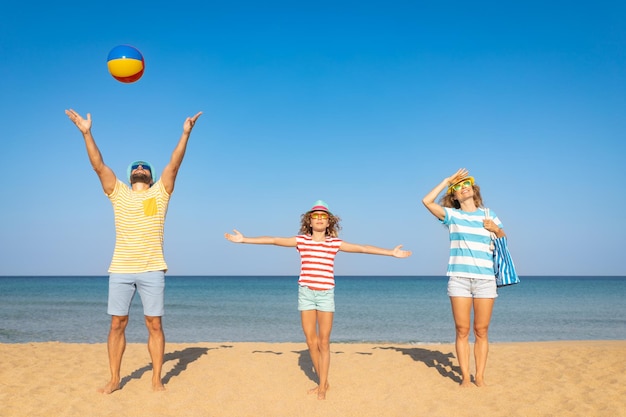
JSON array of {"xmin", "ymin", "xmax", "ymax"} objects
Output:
[{"xmin": 441, "ymin": 207, "xmax": 503, "ymax": 280}]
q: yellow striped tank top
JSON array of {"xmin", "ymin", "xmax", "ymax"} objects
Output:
[{"xmin": 107, "ymin": 179, "xmax": 170, "ymax": 273}]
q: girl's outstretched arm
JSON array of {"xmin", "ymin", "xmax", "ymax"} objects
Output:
[
  {"xmin": 339, "ymin": 242, "xmax": 412, "ymax": 258},
  {"xmin": 224, "ymin": 229, "xmax": 297, "ymax": 247}
]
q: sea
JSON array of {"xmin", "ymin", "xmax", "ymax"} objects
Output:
[{"xmin": 1, "ymin": 276, "xmax": 625, "ymax": 344}]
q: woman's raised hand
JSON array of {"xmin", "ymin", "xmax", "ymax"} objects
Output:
[{"xmin": 446, "ymin": 168, "xmax": 469, "ymax": 185}]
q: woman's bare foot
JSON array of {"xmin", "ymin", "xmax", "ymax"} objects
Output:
[
  {"xmin": 459, "ymin": 379, "xmax": 472, "ymax": 388},
  {"xmin": 474, "ymin": 377, "xmax": 487, "ymax": 387}
]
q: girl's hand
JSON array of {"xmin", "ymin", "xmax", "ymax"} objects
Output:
[
  {"xmin": 392, "ymin": 245, "xmax": 412, "ymax": 258},
  {"xmin": 224, "ymin": 229, "xmax": 244, "ymax": 243}
]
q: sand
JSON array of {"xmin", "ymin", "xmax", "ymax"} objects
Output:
[{"xmin": 1, "ymin": 340, "xmax": 625, "ymax": 417}]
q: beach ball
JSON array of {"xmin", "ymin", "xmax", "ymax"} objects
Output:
[{"xmin": 107, "ymin": 45, "xmax": 145, "ymax": 83}]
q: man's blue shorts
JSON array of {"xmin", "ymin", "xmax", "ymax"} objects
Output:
[{"xmin": 108, "ymin": 271, "xmax": 165, "ymax": 316}]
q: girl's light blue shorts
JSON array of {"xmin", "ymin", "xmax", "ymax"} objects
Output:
[{"xmin": 298, "ymin": 285, "xmax": 335, "ymax": 312}]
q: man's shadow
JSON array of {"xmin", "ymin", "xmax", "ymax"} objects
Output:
[
  {"xmin": 120, "ymin": 345, "xmax": 227, "ymax": 388},
  {"xmin": 375, "ymin": 346, "xmax": 462, "ymax": 383}
]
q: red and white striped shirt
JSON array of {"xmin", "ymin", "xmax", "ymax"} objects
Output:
[{"xmin": 296, "ymin": 235, "xmax": 343, "ymax": 290}]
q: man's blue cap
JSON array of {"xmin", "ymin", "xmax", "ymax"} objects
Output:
[{"xmin": 127, "ymin": 160, "xmax": 156, "ymax": 185}]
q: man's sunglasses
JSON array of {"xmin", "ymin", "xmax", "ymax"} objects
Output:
[{"xmin": 131, "ymin": 163, "xmax": 151, "ymax": 173}]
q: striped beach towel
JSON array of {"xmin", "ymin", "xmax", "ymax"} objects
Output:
[
  {"xmin": 493, "ymin": 236, "xmax": 520, "ymax": 287},
  {"xmin": 485, "ymin": 208, "xmax": 520, "ymax": 287}
]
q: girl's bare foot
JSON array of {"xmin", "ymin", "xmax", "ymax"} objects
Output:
[
  {"xmin": 317, "ymin": 389, "xmax": 327, "ymax": 400},
  {"xmin": 307, "ymin": 382, "xmax": 330, "ymax": 397}
]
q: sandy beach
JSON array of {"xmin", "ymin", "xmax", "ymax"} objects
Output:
[{"xmin": 1, "ymin": 340, "xmax": 625, "ymax": 417}]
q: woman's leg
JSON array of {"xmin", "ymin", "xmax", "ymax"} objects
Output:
[
  {"xmin": 473, "ymin": 298, "xmax": 495, "ymax": 387},
  {"xmin": 450, "ymin": 297, "xmax": 473, "ymax": 387},
  {"xmin": 301, "ymin": 309, "xmax": 333, "ymax": 399}
]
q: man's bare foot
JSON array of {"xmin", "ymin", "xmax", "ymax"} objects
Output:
[
  {"xmin": 474, "ymin": 378, "xmax": 487, "ymax": 387},
  {"xmin": 317, "ymin": 389, "xmax": 327, "ymax": 400},
  {"xmin": 152, "ymin": 378, "xmax": 166, "ymax": 392},
  {"xmin": 97, "ymin": 380, "xmax": 120, "ymax": 394}
]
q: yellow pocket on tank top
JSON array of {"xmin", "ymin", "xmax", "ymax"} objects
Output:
[{"xmin": 143, "ymin": 197, "xmax": 157, "ymax": 216}]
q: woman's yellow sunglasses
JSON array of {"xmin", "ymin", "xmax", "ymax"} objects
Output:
[{"xmin": 448, "ymin": 177, "xmax": 475, "ymax": 193}]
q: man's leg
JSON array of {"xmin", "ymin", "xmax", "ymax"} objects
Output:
[
  {"xmin": 98, "ymin": 315, "xmax": 128, "ymax": 394},
  {"xmin": 145, "ymin": 315, "xmax": 165, "ymax": 391},
  {"xmin": 136, "ymin": 271, "xmax": 166, "ymax": 391}
]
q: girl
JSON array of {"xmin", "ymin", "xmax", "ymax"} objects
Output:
[
  {"xmin": 422, "ymin": 169, "xmax": 505, "ymax": 387},
  {"xmin": 224, "ymin": 200, "xmax": 411, "ymax": 399}
]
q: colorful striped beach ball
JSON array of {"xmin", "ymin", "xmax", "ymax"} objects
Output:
[{"xmin": 107, "ymin": 45, "xmax": 145, "ymax": 83}]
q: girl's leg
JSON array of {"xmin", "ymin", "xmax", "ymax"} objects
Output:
[
  {"xmin": 472, "ymin": 298, "xmax": 495, "ymax": 387},
  {"xmin": 315, "ymin": 311, "xmax": 333, "ymax": 399},
  {"xmin": 301, "ymin": 310, "xmax": 333, "ymax": 399},
  {"xmin": 301, "ymin": 310, "xmax": 320, "ymax": 377},
  {"xmin": 450, "ymin": 297, "xmax": 473, "ymax": 387}
]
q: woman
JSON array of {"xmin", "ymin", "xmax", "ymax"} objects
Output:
[
  {"xmin": 225, "ymin": 200, "xmax": 411, "ymax": 399},
  {"xmin": 422, "ymin": 168, "xmax": 505, "ymax": 387}
]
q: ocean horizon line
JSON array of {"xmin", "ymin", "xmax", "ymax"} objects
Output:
[{"xmin": 1, "ymin": 274, "xmax": 624, "ymax": 278}]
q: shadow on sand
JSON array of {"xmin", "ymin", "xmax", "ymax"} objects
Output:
[
  {"xmin": 254, "ymin": 346, "xmax": 460, "ymax": 385},
  {"xmin": 374, "ymin": 346, "xmax": 462, "ymax": 384},
  {"xmin": 290, "ymin": 348, "xmax": 350, "ymax": 384},
  {"xmin": 292, "ymin": 349, "xmax": 317, "ymax": 384},
  {"xmin": 120, "ymin": 345, "xmax": 229, "ymax": 388}
]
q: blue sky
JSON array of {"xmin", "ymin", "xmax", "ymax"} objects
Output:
[{"xmin": 1, "ymin": 1, "xmax": 624, "ymax": 276}]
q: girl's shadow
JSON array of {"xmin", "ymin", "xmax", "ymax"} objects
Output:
[{"xmin": 293, "ymin": 349, "xmax": 317, "ymax": 383}]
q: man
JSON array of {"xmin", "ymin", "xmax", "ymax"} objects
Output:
[{"xmin": 65, "ymin": 108, "xmax": 202, "ymax": 393}]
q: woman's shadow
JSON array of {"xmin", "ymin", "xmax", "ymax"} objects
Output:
[
  {"xmin": 375, "ymin": 346, "xmax": 462, "ymax": 384},
  {"xmin": 120, "ymin": 345, "xmax": 228, "ymax": 388},
  {"xmin": 292, "ymin": 347, "xmax": 461, "ymax": 384}
]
